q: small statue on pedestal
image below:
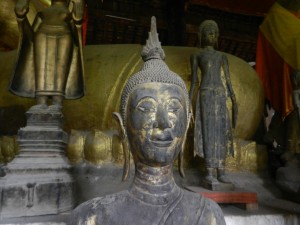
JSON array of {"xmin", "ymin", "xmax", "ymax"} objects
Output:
[
  {"xmin": 189, "ymin": 20, "xmax": 237, "ymax": 190},
  {"xmin": 10, "ymin": 0, "xmax": 85, "ymax": 111},
  {"xmin": 69, "ymin": 17, "xmax": 226, "ymax": 225},
  {"xmin": 0, "ymin": 0, "xmax": 85, "ymax": 218}
]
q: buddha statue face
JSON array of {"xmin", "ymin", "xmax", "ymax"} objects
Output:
[
  {"xmin": 125, "ymin": 82, "xmax": 188, "ymax": 167},
  {"xmin": 199, "ymin": 21, "xmax": 219, "ymax": 48}
]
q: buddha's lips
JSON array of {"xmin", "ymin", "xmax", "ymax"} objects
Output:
[
  {"xmin": 150, "ymin": 139, "xmax": 173, "ymax": 148},
  {"xmin": 149, "ymin": 132, "xmax": 174, "ymax": 147}
]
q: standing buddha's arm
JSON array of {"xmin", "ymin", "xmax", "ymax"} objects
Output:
[
  {"xmin": 15, "ymin": 0, "xmax": 34, "ymax": 42},
  {"xmin": 69, "ymin": 0, "xmax": 85, "ymax": 43},
  {"xmin": 189, "ymin": 54, "xmax": 198, "ymax": 101},
  {"xmin": 15, "ymin": 0, "xmax": 30, "ymax": 19},
  {"xmin": 70, "ymin": 0, "xmax": 85, "ymax": 25},
  {"xmin": 69, "ymin": 0, "xmax": 85, "ymax": 75},
  {"xmin": 223, "ymin": 54, "xmax": 238, "ymax": 128}
]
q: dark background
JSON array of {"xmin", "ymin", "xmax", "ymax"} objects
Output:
[{"xmin": 84, "ymin": 0, "xmax": 276, "ymax": 63}]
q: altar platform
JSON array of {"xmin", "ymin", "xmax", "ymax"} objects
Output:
[{"xmin": 1, "ymin": 165, "xmax": 299, "ymax": 225}]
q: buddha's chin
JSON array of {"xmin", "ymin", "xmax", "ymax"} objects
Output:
[{"xmin": 140, "ymin": 139, "xmax": 181, "ymax": 166}]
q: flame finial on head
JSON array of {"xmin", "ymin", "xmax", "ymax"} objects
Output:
[
  {"xmin": 141, "ymin": 16, "xmax": 165, "ymax": 61},
  {"xmin": 120, "ymin": 16, "xmax": 189, "ymax": 126}
]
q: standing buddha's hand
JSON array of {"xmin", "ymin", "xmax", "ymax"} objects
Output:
[
  {"xmin": 231, "ymin": 94, "xmax": 238, "ymax": 128},
  {"xmin": 15, "ymin": 0, "xmax": 30, "ymax": 18},
  {"xmin": 71, "ymin": 0, "xmax": 84, "ymax": 24},
  {"xmin": 189, "ymin": 103, "xmax": 194, "ymax": 124}
]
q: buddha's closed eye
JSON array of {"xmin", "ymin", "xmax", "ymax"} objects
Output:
[
  {"xmin": 167, "ymin": 98, "xmax": 182, "ymax": 113},
  {"xmin": 136, "ymin": 98, "xmax": 157, "ymax": 113}
]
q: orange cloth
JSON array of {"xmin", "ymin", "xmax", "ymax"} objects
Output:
[
  {"xmin": 260, "ymin": 3, "xmax": 300, "ymax": 70},
  {"xmin": 256, "ymin": 32, "xmax": 293, "ymax": 118},
  {"xmin": 256, "ymin": 2, "xmax": 300, "ymax": 118}
]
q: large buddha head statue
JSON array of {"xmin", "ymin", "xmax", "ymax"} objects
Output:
[{"xmin": 114, "ymin": 17, "xmax": 191, "ymax": 176}]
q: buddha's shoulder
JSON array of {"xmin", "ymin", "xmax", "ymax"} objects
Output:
[
  {"xmin": 77, "ymin": 190, "xmax": 129, "ymax": 209},
  {"xmin": 68, "ymin": 190, "xmax": 130, "ymax": 224},
  {"xmin": 181, "ymin": 188, "xmax": 206, "ymax": 201},
  {"xmin": 180, "ymin": 189, "xmax": 226, "ymax": 225}
]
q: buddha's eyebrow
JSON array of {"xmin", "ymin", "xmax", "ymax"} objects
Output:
[
  {"xmin": 135, "ymin": 97, "xmax": 157, "ymax": 107},
  {"xmin": 167, "ymin": 97, "xmax": 183, "ymax": 105}
]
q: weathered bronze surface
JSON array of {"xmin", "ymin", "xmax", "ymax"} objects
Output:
[
  {"xmin": 9, "ymin": 0, "xmax": 85, "ymax": 110},
  {"xmin": 69, "ymin": 17, "xmax": 226, "ymax": 225},
  {"xmin": 189, "ymin": 20, "xmax": 237, "ymax": 189}
]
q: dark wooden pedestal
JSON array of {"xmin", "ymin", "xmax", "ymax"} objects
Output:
[{"xmin": 186, "ymin": 186, "xmax": 258, "ymax": 211}]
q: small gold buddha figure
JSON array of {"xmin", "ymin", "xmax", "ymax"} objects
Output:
[
  {"xmin": 10, "ymin": 0, "xmax": 85, "ymax": 111},
  {"xmin": 69, "ymin": 17, "xmax": 226, "ymax": 225}
]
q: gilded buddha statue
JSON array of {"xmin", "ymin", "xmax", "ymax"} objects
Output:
[
  {"xmin": 189, "ymin": 20, "xmax": 237, "ymax": 189},
  {"xmin": 10, "ymin": 0, "xmax": 85, "ymax": 110},
  {"xmin": 68, "ymin": 17, "xmax": 226, "ymax": 225}
]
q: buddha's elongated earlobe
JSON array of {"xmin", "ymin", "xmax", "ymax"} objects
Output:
[
  {"xmin": 179, "ymin": 145, "xmax": 185, "ymax": 178},
  {"xmin": 179, "ymin": 110, "xmax": 192, "ymax": 178},
  {"xmin": 113, "ymin": 112, "xmax": 130, "ymax": 181}
]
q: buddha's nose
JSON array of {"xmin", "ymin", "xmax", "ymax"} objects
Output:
[{"xmin": 153, "ymin": 107, "xmax": 172, "ymax": 130}]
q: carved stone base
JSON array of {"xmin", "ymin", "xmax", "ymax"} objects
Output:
[
  {"xmin": 0, "ymin": 109, "xmax": 75, "ymax": 219},
  {"xmin": 202, "ymin": 179, "xmax": 235, "ymax": 191}
]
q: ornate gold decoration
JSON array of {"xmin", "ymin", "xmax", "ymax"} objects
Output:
[
  {"xmin": 67, "ymin": 129, "xmax": 87, "ymax": 164},
  {"xmin": 226, "ymin": 139, "xmax": 268, "ymax": 173},
  {"xmin": 84, "ymin": 130, "xmax": 112, "ymax": 165},
  {"xmin": 0, "ymin": 136, "xmax": 18, "ymax": 163}
]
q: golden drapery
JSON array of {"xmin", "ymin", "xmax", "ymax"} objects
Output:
[
  {"xmin": 256, "ymin": 2, "xmax": 300, "ymax": 118},
  {"xmin": 260, "ymin": 2, "xmax": 300, "ymax": 70}
]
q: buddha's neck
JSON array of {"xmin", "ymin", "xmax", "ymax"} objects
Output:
[
  {"xmin": 203, "ymin": 45, "xmax": 215, "ymax": 51},
  {"xmin": 129, "ymin": 162, "xmax": 181, "ymax": 205}
]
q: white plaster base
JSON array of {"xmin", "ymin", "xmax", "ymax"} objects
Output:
[
  {"xmin": 225, "ymin": 214, "xmax": 300, "ymax": 225},
  {"xmin": 1, "ymin": 214, "xmax": 300, "ymax": 225},
  {"xmin": 2, "ymin": 223, "xmax": 65, "ymax": 225}
]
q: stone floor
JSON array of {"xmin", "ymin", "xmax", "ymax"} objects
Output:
[{"xmin": 1, "ymin": 163, "xmax": 300, "ymax": 225}]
